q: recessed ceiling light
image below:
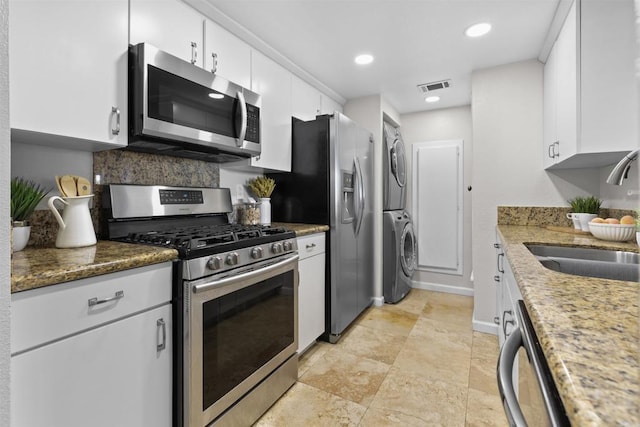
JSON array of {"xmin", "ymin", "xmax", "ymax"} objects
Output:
[
  {"xmin": 425, "ymin": 96, "xmax": 440, "ymax": 103},
  {"xmin": 465, "ymin": 22, "xmax": 492, "ymax": 38},
  {"xmin": 208, "ymin": 93, "xmax": 224, "ymax": 99},
  {"xmin": 354, "ymin": 54, "xmax": 374, "ymax": 65}
]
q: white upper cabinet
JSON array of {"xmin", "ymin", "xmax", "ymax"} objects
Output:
[
  {"xmin": 204, "ymin": 19, "xmax": 251, "ymax": 88},
  {"xmin": 130, "ymin": 0, "xmax": 204, "ymax": 67},
  {"xmin": 292, "ymin": 76, "xmax": 322, "ymax": 121},
  {"xmin": 250, "ymin": 51, "xmax": 293, "ymax": 172},
  {"xmin": 543, "ymin": 0, "xmax": 638, "ymax": 169},
  {"xmin": 9, "ymin": 0, "xmax": 128, "ymax": 150},
  {"xmin": 320, "ymin": 93, "xmax": 343, "ymax": 116}
]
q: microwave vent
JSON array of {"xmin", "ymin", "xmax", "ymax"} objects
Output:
[{"xmin": 417, "ymin": 80, "xmax": 451, "ymax": 93}]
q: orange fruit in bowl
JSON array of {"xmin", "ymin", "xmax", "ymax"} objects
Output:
[
  {"xmin": 605, "ymin": 218, "xmax": 620, "ymax": 224},
  {"xmin": 590, "ymin": 217, "xmax": 606, "ymax": 223},
  {"xmin": 620, "ymin": 215, "xmax": 635, "ymax": 225}
]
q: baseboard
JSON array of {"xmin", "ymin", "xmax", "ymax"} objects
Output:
[
  {"xmin": 411, "ymin": 280, "xmax": 474, "ymax": 296},
  {"xmin": 473, "ymin": 318, "xmax": 498, "ymax": 335},
  {"xmin": 372, "ymin": 296, "xmax": 384, "ymax": 307}
]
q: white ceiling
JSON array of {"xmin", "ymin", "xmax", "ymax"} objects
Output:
[{"xmin": 201, "ymin": 0, "xmax": 561, "ymax": 114}]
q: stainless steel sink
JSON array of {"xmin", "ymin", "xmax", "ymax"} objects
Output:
[{"xmin": 525, "ymin": 244, "xmax": 639, "ymax": 282}]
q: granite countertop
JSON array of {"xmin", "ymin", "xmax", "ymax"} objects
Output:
[
  {"xmin": 11, "ymin": 241, "xmax": 178, "ymax": 294},
  {"xmin": 497, "ymin": 225, "xmax": 639, "ymax": 426},
  {"xmin": 273, "ymin": 222, "xmax": 329, "ymax": 236}
]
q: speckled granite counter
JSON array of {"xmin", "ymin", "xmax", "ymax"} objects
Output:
[
  {"xmin": 272, "ymin": 222, "xmax": 329, "ymax": 237},
  {"xmin": 497, "ymin": 225, "xmax": 639, "ymax": 426},
  {"xmin": 11, "ymin": 241, "xmax": 178, "ymax": 293}
]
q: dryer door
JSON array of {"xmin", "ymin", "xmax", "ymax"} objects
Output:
[
  {"xmin": 390, "ymin": 136, "xmax": 406, "ymax": 188},
  {"xmin": 400, "ymin": 221, "xmax": 417, "ymax": 277}
]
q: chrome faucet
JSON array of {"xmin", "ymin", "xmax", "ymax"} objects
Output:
[{"xmin": 606, "ymin": 149, "xmax": 639, "ymax": 185}]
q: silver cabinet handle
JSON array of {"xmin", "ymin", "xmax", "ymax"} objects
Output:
[
  {"xmin": 211, "ymin": 52, "xmax": 218, "ymax": 74},
  {"xmin": 111, "ymin": 106, "xmax": 120, "ymax": 135},
  {"xmin": 554, "ymin": 141, "xmax": 560, "ymax": 158},
  {"xmin": 493, "ymin": 243, "xmax": 501, "ymax": 249},
  {"xmin": 497, "ymin": 252, "xmax": 504, "ymax": 273},
  {"xmin": 88, "ymin": 290, "xmax": 124, "ymax": 307},
  {"xmin": 190, "ymin": 41, "xmax": 197, "ymax": 64},
  {"xmin": 157, "ymin": 318, "xmax": 166, "ymax": 351},
  {"xmin": 494, "ymin": 275, "xmax": 501, "ymax": 283},
  {"xmin": 306, "ymin": 243, "xmax": 316, "ymax": 249}
]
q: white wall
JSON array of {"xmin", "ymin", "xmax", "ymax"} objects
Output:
[
  {"xmin": 400, "ymin": 106, "xmax": 473, "ymax": 294},
  {"xmin": 218, "ymin": 166, "xmax": 260, "ymax": 204},
  {"xmin": 471, "ymin": 60, "xmax": 571, "ymax": 331},
  {"xmin": 1, "ymin": 0, "xmax": 11, "ymax": 421}
]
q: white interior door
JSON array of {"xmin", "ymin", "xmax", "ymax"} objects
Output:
[{"xmin": 412, "ymin": 140, "xmax": 463, "ymax": 275}]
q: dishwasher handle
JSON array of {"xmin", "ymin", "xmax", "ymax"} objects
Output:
[{"xmin": 497, "ymin": 326, "xmax": 527, "ymax": 427}]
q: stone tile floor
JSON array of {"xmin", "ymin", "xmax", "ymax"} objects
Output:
[{"xmin": 255, "ymin": 289, "xmax": 507, "ymax": 426}]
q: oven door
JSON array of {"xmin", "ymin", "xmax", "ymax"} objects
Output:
[{"xmin": 184, "ymin": 253, "xmax": 298, "ymax": 427}]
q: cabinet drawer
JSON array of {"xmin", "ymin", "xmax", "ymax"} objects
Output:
[
  {"xmin": 297, "ymin": 233, "xmax": 326, "ymax": 261},
  {"xmin": 11, "ymin": 262, "xmax": 172, "ymax": 355}
]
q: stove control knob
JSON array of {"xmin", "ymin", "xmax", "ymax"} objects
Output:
[
  {"xmin": 251, "ymin": 247, "xmax": 264, "ymax": 259},
  {"xmin": 206, "ymin": 256, "xmax": 222, "ymax": 270},
  {"xmin": 271, "ymin": 242, "xmax": 283, "ymax": 254},
  {"xmin": 283, "ymin": 241, "xmax": 293, "ymax": 252},
  {"xmin": 226, "ymin": 252, "xmax": 239, "ymax": 266}
]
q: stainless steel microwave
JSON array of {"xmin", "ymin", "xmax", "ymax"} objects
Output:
[{"xmin": 128, "ymin": 43, "xmax": 261, "ymax": 162}]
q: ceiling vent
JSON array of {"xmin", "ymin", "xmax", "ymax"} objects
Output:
[{"xmin": 417, "ymin": 79, "xmax": 452, "ymax": 94}]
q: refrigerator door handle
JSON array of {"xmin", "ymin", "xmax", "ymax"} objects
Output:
[{"xmin": 354, "ymin": 157, "xmax": 365, "ymax": 236}]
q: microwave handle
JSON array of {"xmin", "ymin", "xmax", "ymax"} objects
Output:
[{"xmin": 236, "ymin": 91, "xmax": 247, "ymax": 147}]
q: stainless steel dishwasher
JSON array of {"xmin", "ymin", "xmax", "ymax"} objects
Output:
[{"xmin": 497, "ymin": 300, "xmax": 570, "ymax": 427}]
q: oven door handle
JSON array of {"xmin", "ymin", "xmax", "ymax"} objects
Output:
[
  {"xmin": 193, "ymin": 254, "xmax": 299, "ymax": 295},
  {"xmin": 497, "ymin": 325, "xmax": 527, "ymax": 427}
]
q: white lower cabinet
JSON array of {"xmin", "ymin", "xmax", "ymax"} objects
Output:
[
  {"xmin": 11, "ymin": 263, "xmax": 173, "ymax": 427},
  {"xmin": 297, "ymin": 233, "xmax": 326, "ymax": 354}
]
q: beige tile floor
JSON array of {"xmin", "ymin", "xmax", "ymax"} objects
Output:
[{"xmin": 255, "ymin": 289, "xmax": 507, "ymax": 426}]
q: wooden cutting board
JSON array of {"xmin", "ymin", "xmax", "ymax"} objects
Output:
[{"xmin": 545, "ymin": 226, "xmax": 591, "ymax": 235}]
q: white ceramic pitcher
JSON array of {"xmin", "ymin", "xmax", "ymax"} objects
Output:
[{"xmin": 48, "ymin": 195, "xmax": 97, "ymax": 248}]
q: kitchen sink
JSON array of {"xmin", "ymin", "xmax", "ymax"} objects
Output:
[{"xmin": 525, "ymin": 244, "xmax": 639, "ymax": 282}]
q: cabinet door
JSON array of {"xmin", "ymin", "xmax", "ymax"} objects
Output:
[
  {"xmin": 543, "ymin": 45, "xmax": 558, "ymax": 169},
  {"xmin": 292, "ymin": 76, "xmax": 322, "ymax": 121},
  {"xmin": 11, "ymin": 304, "xmax": 173, "ymax": 427},
  {"xmin": 130, "ymin": 0, "xmax": 203, "ymax": 67},
  {"xmin": 298, "ymin": 253, "xmax": 326, "ymax": 353},
  {"xmin": 555, "ymin": 0, "xmax": 578, "ymax": 163},
  {"xmin": 204, "ymin": 19, "xmax": 251, "ymax": 88},
  {"xmin": 320, "ymin": 93, "xmax": 343, "ymax": 115},
  {"xmin": 9, "ymin": 0, "xmax": 128, "ymax": 148},
  {"xmin": 250, "ymin": 51, "xmax": 292, "ymax": 171}
]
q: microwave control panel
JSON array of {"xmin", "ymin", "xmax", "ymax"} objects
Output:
[{"xmin": 246, "ymin": 104, "xmax": 260, "ymax": 143}]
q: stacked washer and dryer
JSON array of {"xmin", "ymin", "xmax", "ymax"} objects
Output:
[{"xmin": 382, "ymin": 122, "xmax": 417, "ymax": 303}]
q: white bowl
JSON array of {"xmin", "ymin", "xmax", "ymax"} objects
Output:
[{"xmin": 588, "ymin": 222, "xmax": 636, "ymax": 242}]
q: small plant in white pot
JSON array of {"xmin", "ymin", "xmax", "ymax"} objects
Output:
[
  {"xmin": 11, "ymin": 177, "xmax": 50, "ymax": 251},
  {"xmin": 567, "ymin": 196, "xmax": 602, "ymax": 231},
  {"xmin": 247, "ymin": 176, "xmax": 276, "ymax": 225}
]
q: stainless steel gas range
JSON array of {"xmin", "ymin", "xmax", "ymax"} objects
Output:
[{"xmin": 104, "ymin": 184, "xmax": 299, "ymax": 427}]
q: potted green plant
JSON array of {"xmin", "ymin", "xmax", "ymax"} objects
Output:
[
  {"xmin": 567, "ymin": 195, "xmax": 602, "ymax": 231},
  {"xmin": 247, "ymin": 176, "xmax": 276, "ymax": 225},
  {"xmin": 11, "ymin": 177, "xmax": 50, "ymax": 251}
]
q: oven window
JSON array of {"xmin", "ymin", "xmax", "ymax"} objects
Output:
[
  {"xmin": 201, "ymin": 271, "xmax": 295, "ymax": 410},
  {"xmin": 147, "ymin": 65, "xmax": 237, "ymax": 137}
]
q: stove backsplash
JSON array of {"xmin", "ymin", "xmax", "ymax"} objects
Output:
[{"xmin": 28, "ymin": 150, "xmax": 221, "ymax": 246}]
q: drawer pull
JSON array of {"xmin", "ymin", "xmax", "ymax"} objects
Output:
[
  {"xmin": 306, "ymin": 243, "xmax": 316, "ymax": 249},
  {"xmin": 157, "ymin": 318, "xmax": 166, "ymax": 351},
  {"xmin": 88, "ymin": 290, "xmax": 124, "ymax": 307}
]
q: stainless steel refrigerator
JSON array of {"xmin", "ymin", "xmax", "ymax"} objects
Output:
[{"xmin": 269, "ymin": 112, "xmax": 374, "ymax": 343}]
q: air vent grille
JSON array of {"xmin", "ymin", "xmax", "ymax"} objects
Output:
[{"xmin": 417, "ymin": 80, "xmax": 451, "ymax": 93}]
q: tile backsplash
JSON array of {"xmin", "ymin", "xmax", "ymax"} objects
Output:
[{"xmin": 27, "ymin": 150, "xmax": 220, "ymax": 246}]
